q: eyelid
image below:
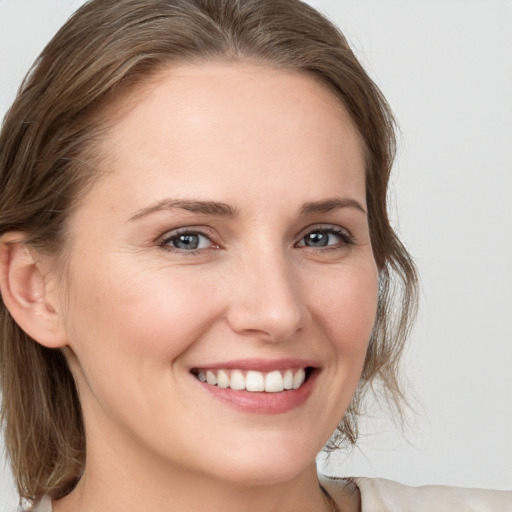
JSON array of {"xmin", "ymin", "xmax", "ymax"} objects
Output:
[
  {"xmin": 157, "ymin": 226, "xmax": 219, "ymax": 251},
  {"xmin": 155, "ymin": 223, "xmax": 355, "ymax": 254},
  {"xmin": 295, "ymin": 224, "xmax": 355, "ymax": 247}
]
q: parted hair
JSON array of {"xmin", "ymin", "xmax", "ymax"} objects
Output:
[{"xmin": 0, "ymin": 0, "xmax": 417, "ymax": 503}]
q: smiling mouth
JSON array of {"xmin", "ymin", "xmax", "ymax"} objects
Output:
[{"xmin": 191, "ymin": 367, "xmax": 314, "ymax": 393}]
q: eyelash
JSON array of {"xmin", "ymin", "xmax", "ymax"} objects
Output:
[
  {"xmin": 296, "ymin": 226, "xmax": 355, "ymax": 251},
  {"xmin": 157, "ymin": 225, "xmax": 354, "ymax": 254},
  {"xmin": 158, "ymin": 227, "xmax": 217, "ymax": 255}
]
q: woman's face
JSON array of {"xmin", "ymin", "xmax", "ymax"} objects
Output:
[{"xmin": 57, "ymin": 63, "xmax": 378, "ymax": 485}]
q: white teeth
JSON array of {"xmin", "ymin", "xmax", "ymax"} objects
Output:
[
  {"xmin": 246, "ymin": 371, "xmax": 265, "ymax": 392},
  {"xmin": 206, "ymin": 370, "xmax": 217, "ymax": 386},
  {"xmin": 230, "ymin": 369, "xmax": 246, "ymax": 390},
  {"xmin": 265, "ymin": 370, "xmax": 284, "ymax": 392},
  {"xmin": 217, "ymin": 369, "xmax": 229, "ymax": 388},
  {"xmin": 196, "ymin": 368, "xmax": 309, "ymax": 393},
  {"xmin": 292, "ymin": 368, "xmax": 306, "ymax": 389},
  {"xmin": 283, "ymin": 369, "xmax": 293, "ymax": 390}
]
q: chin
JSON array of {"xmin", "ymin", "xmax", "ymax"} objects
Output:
[
  {"xmin": 195, "ymin": 430, "xmax": 323, "ymax": 487},
  {"xmin": 210, "ymin": 459, "xmax": 311, "ymax": 488}
]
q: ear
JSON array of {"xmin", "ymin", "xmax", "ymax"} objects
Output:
[{"xmin": 0, "ymin": 232, "xmax": 68, "ymax": 348}]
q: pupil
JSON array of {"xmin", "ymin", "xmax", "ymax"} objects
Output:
[
  {"xmin": 306, "ymin": 232, "xmax": 328, "ymax": 247},
  {"xmin": 175, "ymin": 234, "xmax": 199, "ymax": 250}
]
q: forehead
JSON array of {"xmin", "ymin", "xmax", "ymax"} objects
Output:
[{"xmin": 88, "ymin": 62, "xmax": 366, "ymax": 211}]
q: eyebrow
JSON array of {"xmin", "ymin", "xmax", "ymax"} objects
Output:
[
  {"xmin": 129, "ymin": 199, "xmax": 238, "ymax": 221},
  {"xmin": 129, "ymin": 196, "xmax": 366, "ymax": 221},
  {"xmin": 299, "ymin": 197, "xmax": 367, "ymax": 216}
]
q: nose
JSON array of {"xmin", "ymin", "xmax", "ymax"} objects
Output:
[{"xmin": 225, "ymin": 251, "xmax": 308, "ymax": 342}]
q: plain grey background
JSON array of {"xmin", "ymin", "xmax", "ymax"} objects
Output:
[{"xmin": 1, "ymin": 0, "xmax": 511, "ymax": 509}]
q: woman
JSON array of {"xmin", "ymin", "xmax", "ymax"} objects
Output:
[{"xmin": 0, "ymin": 1, "xmax": 510, "ymax": 511}]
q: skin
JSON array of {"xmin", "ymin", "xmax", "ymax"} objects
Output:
[{"xmin": 17, "ymin": 63, "xmax": 377, "ymax": 511}]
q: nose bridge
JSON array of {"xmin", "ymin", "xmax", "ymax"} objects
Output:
[{"xmin": 227, "ymin": 243, "xmax": 306, "ymax": 341}]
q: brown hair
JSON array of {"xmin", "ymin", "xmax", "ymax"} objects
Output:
[{"xmin": 0, "ymin": 0, "xmax": 417, "ymax": 503}]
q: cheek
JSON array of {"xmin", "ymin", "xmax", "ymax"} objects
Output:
[
  {"xmin": 306, "ymin": 263, "xmax": 379, "ymax": 356},
  {"xmin": 63, "ymin": 257, "xmax": 224, "ymax": 369},
  {"xmin": 300, "ymin": 262, "xmax": 378, "ymax": 429}
]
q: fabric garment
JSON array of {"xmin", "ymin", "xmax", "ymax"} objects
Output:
[
  {"xmin": 27, "ymin": 477, "xmax": 512, "ymax": 511},
  {"xmin": 321, "ymin": 476, "xmax": 512, "ymax": 512}
]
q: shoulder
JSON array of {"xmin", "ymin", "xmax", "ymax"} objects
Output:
[
  {"xmin": 319, "ymin": 474, "xmax": 361, "ymax": 511},
  {"xmin": 320, "ymin": 475, "xmax": 512, "ymax": 512}
]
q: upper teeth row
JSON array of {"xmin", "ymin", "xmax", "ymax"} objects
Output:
[{"xmin": 197, "ymin": 368, "xmax": 306, "ymax": 393}]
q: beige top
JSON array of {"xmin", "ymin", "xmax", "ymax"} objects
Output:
[
  {"xmin": 29, "ymin": 477, "xmax": 512, "ymax": 511},
  {"xmin": 321, "ymin": 476, "xmax": 512, "ymax": 512}
]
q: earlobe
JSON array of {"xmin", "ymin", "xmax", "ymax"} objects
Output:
[{"xmin": 0, "ymin": 232, "xmax": 68, "ymax": 348}]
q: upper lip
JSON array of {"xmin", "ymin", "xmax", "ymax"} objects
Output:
[{"xmin": 190, "ymin": 358, "xmax": 320, "ymax": 372}]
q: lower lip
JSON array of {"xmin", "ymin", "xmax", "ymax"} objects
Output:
[{"xmin": 194, "ymin": 370, "xmax": 318, "ymax": 414}]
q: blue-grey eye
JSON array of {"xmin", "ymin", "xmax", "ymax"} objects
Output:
[
  {"xmin": 297, "ymin": 229, "xmax": 348, "ymax": 248},
  {"xmin": 167, "ymin": 232, "xmax": 211, "ymax": 250}
]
